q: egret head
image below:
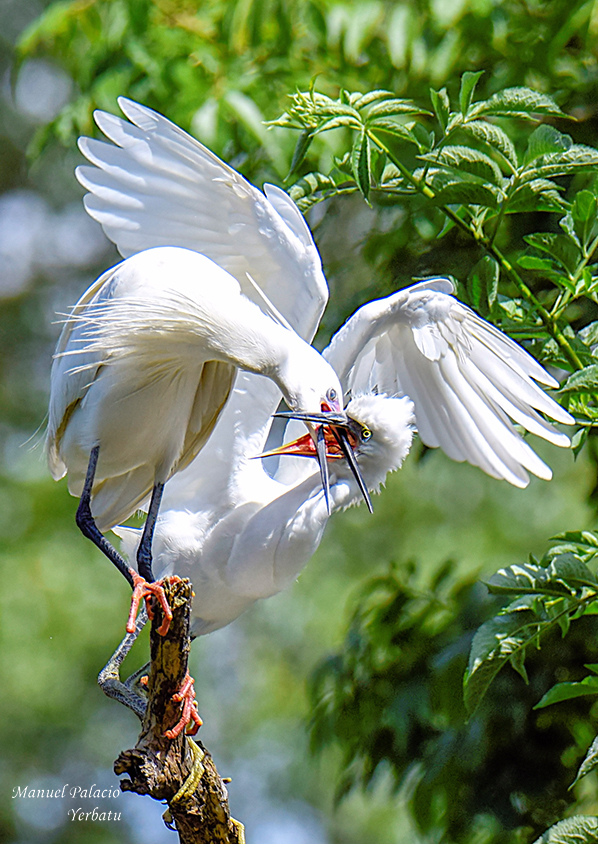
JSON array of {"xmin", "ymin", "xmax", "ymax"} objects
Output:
[
  {"xmin": 277, "ymin": 341, "xmax": 344, "ymax": 416},
  {"xmin": 339, "ymin": 395, "xmax": 416, "ymax": 491},
  {"xmin": 269, "ymin": 394, "xmax": 416, "ymax": 506}
]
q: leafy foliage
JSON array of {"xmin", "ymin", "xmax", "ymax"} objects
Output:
[
  {"xmin": 532, "ymin": 816, "xmax": 598, "ymax": 844},
  {"xmin": 461, "ymin": 533, "xmax": 598, "ymax": 840},
  {"xmin": 309, "ymin": 560, "xmax": 598, "ymax": 842},
  {"xmin": 275, "ymin": 77, "xmax": 598, "ymax": 382},
  {"xmin": 10, "ymin": 1, "xmax": 598, "ymax": 842}
]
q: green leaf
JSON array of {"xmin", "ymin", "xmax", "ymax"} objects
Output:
[
  {"xmin": 571, "ymin": 190, "xmax": 598, "ymax": 249},
  {"xmin": 288, "ymin": 171, "xmax": 339, "ymax": 209},
  {"xmin": 524, "ymin": 124, "xmax": 572, "ymax": 163},
  {"xmin": 522, "ymin": 144, "xmax": 598, "ymax": 180},
  {"xmin": 430, "ymin": 87, "xmax": 450, "ymax": 131},
  {"xmin": 464, "ymin": 598, "xmax": 543, "ymax": 714},
  {"xmin": 411, "ymin": 122, "xmax": 435, "ymax": 152},
  {"xmin": 532, "ymin": 815, "xmax": 598, "ymax": 843},
  {"xmin": 572, "ymin": 427, "xmax": 589, "ymax": 458},
  {"xmin": 420, "ymin": 145, "xmax": 503, "ymax": 186},
  {"xmin": 535, "ymin": 675, "xmax": 598, "ymax": 709},
  {"xmin": 459, "ymin": 71, "xmax": 484, "ymax": 115},
  {"xmin": 560, "ymin": 365, "xmax": 598, "ymax": 394},
  {"xmin": 579, "ymin": 322, "xmax": 598, "ymax": 348},
  {"xmin": 368, "ymin": 119, "xmax": 421, "ymax": 147},
  {"xmin": 509, "ymin": 647, "xmax": 529, "ymax": 683},
  {"xmin": 470, "ymin": 87, "xmax": 566, "ymax": 120},
  {"xmin": 523, "ymin": 232, "xmax": 580, "ymax": 274},
  {"xmin": 352, "ymin": 89, "xmax": 396, "ymax": 109},
  {"xmin": 506, "ymin": 178, "xmax": 567, "ymax": 214},
  {"xmin": 313, "ymin": 114, "xmax": 363, "ymax": 133},
  {"xmin": 460, "ymin": 120, "xmax": 518, "ymax": 169},
  {"xmin": 287, "ymin": 128, "xmax": 314, "ymax": 178},
  {"xmin": 517, "ymin": 255, "xmax": 559, "ymax": 272},
  {"xmin": 551, "ymin": 530, "xmax": 598, "ymax": 549},
  {"xmin": 366, "ymin": 99, "xmax": 427, "ymax": 118},
  {"xmin": 426, "ymin": 176, "xmax": 500, "ymax": 209},
  {"xmin": 571, "ymin": 735, "xmax": 598, "ymax": 788},
  {"xmin": 486, "ymin": 554, "xmax": 598, "ymax": 595},
  {"xmin": 351, "ymin": 130, "xmax": 371, "ymax": 202},
  {"xmin": 467, "ymin": 255, "xmax": 499, "ymax": 317}
]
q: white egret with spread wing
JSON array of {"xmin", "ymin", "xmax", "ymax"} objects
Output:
[
  {"xmin": 47, "ymin": 245, "xmax": 361, "ymax": 630},
  {"xmin": 68, "ymin": 97, "xmax": 573, "ymax": 642}
]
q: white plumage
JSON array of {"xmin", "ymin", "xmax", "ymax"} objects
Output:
[
  {"xmin": 69, "ymin": 97, "xmax": 573, "ymax": 633},
  {"xmin": 47, "ymin": 246, "xmax": 346, "ymax": 534}
]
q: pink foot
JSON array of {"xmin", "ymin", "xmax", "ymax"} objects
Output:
[
  {"xmin": 164, "ymin": 672, "xmax": 203, "ymax": 739},
  {"xmin": 126, "ymin": 570, "xmax": 175, "ymax": 636}
]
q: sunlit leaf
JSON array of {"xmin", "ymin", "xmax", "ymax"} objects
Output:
[
  {"xmin": 420, "ymin": 144, "xmax": 503, "ymax": 186},
  {"xmin": 366, "ymin": 98, "xmax": 427, "ymax": 118},
  {"xmin": 351, "ymin": 130, "xmax": 371, "ymax": 202},
  {"xmin": 532, "ymin": 815, "xmax": 598, "ymax": 843},
  {"xmin": 522, "ymin": 145, "xmax": 598, "ymax": 180},
  {"xmin": 551, "ymin": 531, "xmax": 598, "ymax": 549},
  {"xmin": 571, "ymin": 735, "xmax": 598, "ymax": 788},
  {"xmin": 485, "ymin": 555, "xmax": 597, "ymax": 596},
  {"xmin": 560, "ymin": 365, "xmax": 598, "ymax": 394},
  {"xmin": 352, "ymin": 89, "xmax": 396, "ymax": 109},
  {"xmin": 470, "ymin": 87, "xmax": 566, "ymax": 120},
  {"xmin": 313, "ymin": 114, "xmax": 363, "ymax": 133},
  {"xmin": 368, "ymin": 119, "xmax": 421, "ymax": 147},
  {"xmin": 430, "ymin": 86, "xmax": 450, "ymax": 131},
  {"xmin": 459, "ymin": 120, "xmax": 518, "ymax": 169},
  {"xmin": 535, "ymin": 675, "xmax": 598, "ymax": 709},
  {"xmin": 524, "ymin": 124, "xmax": 572, "ymax": 163},
  {"xmin": 467, "ymin": 255, "xmax": 499, "ymax": 316},
  {"xmin": 509, "ymin": 184, "xmax": 568, "ymax": 213},
  {"xmin": 459, "ymin": 70, "xmax": 484, "ymax": 115}
]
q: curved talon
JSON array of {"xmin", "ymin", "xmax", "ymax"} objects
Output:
[
  {"xmin": 126, "ymin": 570, "xmax": 172, "ymax": 636},
  {"xmin": 164, "ymin": 672, "xmax": 203, "ymax": 739}
]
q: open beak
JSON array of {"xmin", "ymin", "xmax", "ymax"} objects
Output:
[{"xmin": 265, "ymin": 411, "xmax": 373, "ymax": 514}]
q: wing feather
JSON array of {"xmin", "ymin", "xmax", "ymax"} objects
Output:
[
  {"xmin": 324, "ymin": 278, "xmax": 573, "ymax": 486},
  {"xmin": 77, "ymin": 97, "xmax": 328, "ymax": 342},
  {"xmin": 76, "ymin": 98, "xmax": 330, "ymax": 505}
]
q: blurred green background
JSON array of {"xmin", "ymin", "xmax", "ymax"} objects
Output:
[{"xmin": 0, "ymin": 1, "xmax": 597, "ymax": 842}]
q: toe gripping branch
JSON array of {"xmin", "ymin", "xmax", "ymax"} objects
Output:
[
  {"xmin": 113, "ymin": 577, "xmax": 245, "ymax": 844},
  {"xmin": 127, "ymin": 570, "xmax": 174, "ymax": 636}
]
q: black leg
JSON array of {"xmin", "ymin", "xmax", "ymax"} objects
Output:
[
  {"xmin": 76, "ymin": 445, "xmax": 134, "ymax": 588},
  {"xmin": 136, "ymin": 482, "xmax": 164, "ymax": 582}
]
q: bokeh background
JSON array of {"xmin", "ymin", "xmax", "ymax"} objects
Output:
[{"xmin": 0, "ymin": 1, "xmax": 597, "ymax": 842}]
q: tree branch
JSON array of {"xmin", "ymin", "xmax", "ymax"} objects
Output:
[{"xmin": 111, "ymin": 577, "xmax": 245, "ymax": 844}]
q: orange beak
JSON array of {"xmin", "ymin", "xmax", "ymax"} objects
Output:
[
  {"xmin": 259, "ymin": 416, "xmax": 374, "ymax": 514},
  {"xmin": 259, "ymin": 427, "xmax": 355, "ymax": 460}
]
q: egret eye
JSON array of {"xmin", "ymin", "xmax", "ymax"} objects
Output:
[
  {"xmin": 327, "ymin": 388, "xmax": 337, "ymax": 403},
  {"xmin": 361, "ymin": 427, "xmax": 372, "ymax": 442}
]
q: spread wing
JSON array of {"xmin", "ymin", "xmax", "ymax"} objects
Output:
[
  {"xmin": 76, "ymin": 97, "xmax": 327, "ymax": 342},
  {"xmin": 75, "ymin": 98, "xmax": 329, "ymax": 508},
  {"xmin": 323, "ymin": 278, "xmax": 574, "ymax": 487}
]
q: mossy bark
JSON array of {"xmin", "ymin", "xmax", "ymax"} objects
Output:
[{"xmin": 113, "ymin": 577, "xmax": 245, "ymax": 844}]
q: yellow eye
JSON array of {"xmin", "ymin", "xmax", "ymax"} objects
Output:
[{"xmin": 361, "ymin": 427, "xmax": 372, "ymax": 441}]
